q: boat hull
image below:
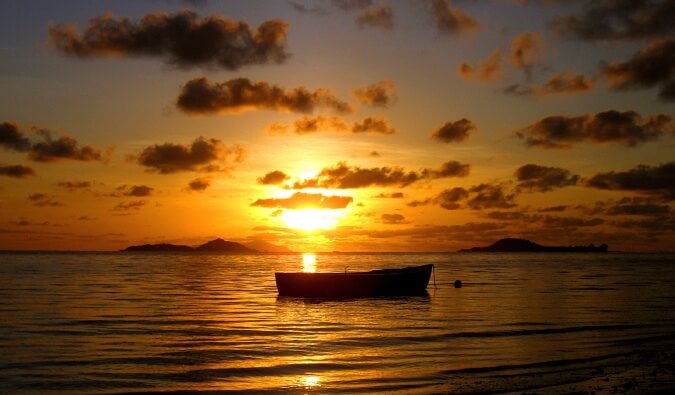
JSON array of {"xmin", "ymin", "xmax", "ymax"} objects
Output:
[{"xmin": 275, "ymin": 264, "xmax": 433, "ymax": 298}]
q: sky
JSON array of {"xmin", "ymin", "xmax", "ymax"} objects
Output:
[{"xmin": 0, "ymin": 0, "xmax": 674, "ymax": 252}]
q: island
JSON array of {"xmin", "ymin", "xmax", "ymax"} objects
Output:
[
  {"xmin": 122, "ymin": 238, "xmax": 291, "ymax": 253},
  {"xmin": 458, "ymin": 238, "xmax": 608, "ymax": 253}
]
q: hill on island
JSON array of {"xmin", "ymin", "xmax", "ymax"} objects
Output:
[
  {"xmin": 458, "ymin": 238, "xmax": 608, "ymax": 253},
  {"xmin": 122, "ymin": 238, "xmax": 290, "ymax": 253}
]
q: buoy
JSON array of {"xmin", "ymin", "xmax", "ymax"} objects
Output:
[{"xmin": 454, "ymin": 280, "xmax": 462, "ymax": 288}]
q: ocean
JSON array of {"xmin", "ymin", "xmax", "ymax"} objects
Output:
[{"xmin": 1, "ymin": 252, "xmax": 674, "ymax": 394}]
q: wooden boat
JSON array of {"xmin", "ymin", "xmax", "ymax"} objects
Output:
[{"xmin": 275, "ymin": 264, "xmax": 434, "ymax": 298}]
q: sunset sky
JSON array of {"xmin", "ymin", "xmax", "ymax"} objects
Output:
[{"xmin": 1, "ymin": 0, "xmax": 673, "ymax": 252}]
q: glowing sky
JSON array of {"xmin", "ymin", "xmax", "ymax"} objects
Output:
[{"xmin": 1, "ymin": 0, "xmax": 673, "ymax": 251}]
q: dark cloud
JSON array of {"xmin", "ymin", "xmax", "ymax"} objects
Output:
[
  {"xmin": 57, "ymin": 180, "xmax": 93, "ymax": 191},
  {"xmin": 117, "ymin": 184, "xmax": 154, "ymax": 197},
  {"xmin": 353, "ymin": 80, "xmax": 397, "ymax": 107},
  {"xmin": 536, "ymin": 73, "xmax": 595, "ymax": 96},
  {"xmin": 431, "ymin": 118, "xmax": 476, "ymax": 143},
  {"xmin": 511, "ymin": 32, "xmax": 545, "ymax": 78},
  {"xmin": 380, "ymin": 213, "xmax": 408, "ymax": 224},
  {"xmin": 251, "ymin": 192, "xmax": 353, "ymax": 209},
  {"xmin": 605, "ymin": 202, "xmax": 671, "ymax": 216},
  {"xmin": 49, "ymin": 10, "xmax": 289, "ymax": 70},
  {"xmin": 357, "ymin": 4, "xmax": 394, "ymax": 30},
  {"xmin": 290, "ymin": 2, "xmax": 332, "ymax": 15},
  {"xmin": 436, "ymin": 187, "xmax": 470, "ymax": 210},
  {"xmin": 0, "ymin": 164, "xmax": 36, "ymax": 178},
  {"xmin": 498, "ymin": 83, "xmax": 533, "ymax": 96},
  {"xmin": 374, "ymin": 192, "xmax": 405, "ymax": 198},
  {"xmin": 267, "ymin": 115, "xmax": 395, "ymax": 135},
  {"xmin": 8, "ymin": 218, "xmax": 50, "ymax": 227},
  {"xmin": 458, "ymin": 49, "xmax": 503, "ymax": 82},
  {"xmin": 28, "ymin": 130, "xmax": 104, "ymax": 162},
  {"xmin": 551, "ymin": 0, "xmax": 675, "ymax": 41},
  {"xmin": 187, "ymin": 177, "xmax": 210, "ymax": 191},
  {"xmin": 0, "ymin": 122, "xmax": 31, "ymax": 151},
  {"xmin": 467, "ymin": 183, "xmax": 517, "ymax": 210},
  {"xmin": 542, "ymin": 215, "xmax": 604, "ymax": 228},
  {"xmin": 516, "ymin": 110, "xmax": 674, "ymax": 149},
  {"xmin": 258, "ymin": 170, "xmax": 290, "ymax": 185},
  {"xmin": 486, "ymin": 210, "xmax": 530, "ymax": 221},
  {"xmin": 583, "ymin": 161, "xmax": 675, "ymax": 200},
  {"xmin": 369, "ymin": 150, "xmax": 381, "ymax": 157},
  {"xmin": 1, "ymin": 123, "xmax": 106, "ymax": 163},
  {"xmin": 538, "ymin": 205, "xmax": 568, "ymax": 212},
  {"xmin": 428, "ymin": 0, "xmax": 480, "ymax": 35},
  {"xmin": 176, "ymin": 77, "xmax": 353, "ymax": 115},
  {"xmin": 136, "ymin": 136, "xmax": 244, "ymax": 174},
  {"xmin": 290, "ymin": 160, "xmax": 470, "ymax": 189},
  {"xmin": 352, "ymin": 116, "xmax": 396, "ymax": 134},
  {"xmin": 112, "ymin": 200, "xmax": 147, "ymax": 211},
  {"xmin": 28, "ymin": 193, "xmax": 63, "ymax": 207},
  {"xmin": 515, "ymin": 164, "xmax": 580, "ymax": 192},
  {"xmin": 332, "ymin": 0, "xmax": 374, "ymax": 10},
  {"xmin": 601, "ymin": 39, "xmax": 675, "ymax": 101}
]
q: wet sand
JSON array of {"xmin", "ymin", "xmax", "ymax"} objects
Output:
[{"xmin": 434, "ymin": 346, "xmax": 675, "ymax": 394}]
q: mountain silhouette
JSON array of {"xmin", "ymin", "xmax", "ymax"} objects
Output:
[{"xmin": 458, "ymin": 238, "xmax": 608, "ymax": 252}]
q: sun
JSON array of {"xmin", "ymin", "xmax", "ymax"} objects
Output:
[{"xmin": 282, "ymin": 209, "xmax": 342, "ymax": 231}]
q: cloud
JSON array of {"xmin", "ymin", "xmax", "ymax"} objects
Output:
[
  {"xmin": 466, "ymin": 183, "xmax": 517, "ymax": 210},
  {"xmin": 48, "ymin": 10, "xmax": 289, "ymax": 70},
  {"xmin": 267, "ymin": 115, "xmax": 395, "ymax": 135},
  {"xmin": 428, "ymin": 0, "xmax": 480, "ymax": 35},
  {"xmin": 486, "ymin": 210, "xmax": 530, "ymax": 221},
  {"xmin": 538, "ymin": 205, "xmax": 569, "ymax": 212},
  {"xmin": 331, "ymin": 0, "xmax": 374, "ymax": 10},
  {"xmin": 511, "ymin": 32, "xmax": 545, "ymax": 78},
  {"xmin": 136, "ymin": 136, "xmax": 244, "ymax": 174},
  {"xmin": 431, "ymin": 118, "xmax": 476, "ymax": 143},
  {"xmin": 187, "ymin": 177, "xmax": 210, "ymax": 191},
  {"xmin": 535, "ymin": 73, "xmax": 595, "ymax": 96},
  {"xmin": 0, "ymin": 164, "xmax": 36, "ymax": 178},
  {"xmin": 542, "ymin": 215, "xmax": 604, "ymax": 228},
  {"xmin": 117, "ymin": 184, "xmax": 154, "ymax": 197},
  {"xmin": 1, "ymin": 122, "xmax": 107, "ymax": 163},
  {"xmin": 458, "ymin": 49, "xmax": 503, "ymax": 82},
  {"xmin": 352, "ymin": 116, "xmax": 396, "ymax": 134},
  {"xmin": 601, "ymin": 39, "xmax": 675, "ymax": 101},
  {"xmin": 176, "ymin": 77, "xmax": 353, "ymax": 115},
  {"xmin": 515, "ymin": 164, "xmax": 580, "ymax": 192},
  {"xmin": 380, "ymin": 213, "xmax": 408, "ymax": 224},
  {"xmin": 28, "ymin": 193, "xmax": 63, "ymax": 207},
  {"xmin": 374, "ymin": 192, "xmax": 404, "ymax": 198},
  {"xmin": 8, "ymin": 218, "xmax": 51, "ymax": 227},
  {"xmin": 516, "ymin": 110, "xmax": 674, "ymax": 149},
  {"xmin": 357, "ymin": 3, "xmax": 394, "ymax": 30},
  {"xmin": 604, "ymin": 202, "xmax": 671, "ymax": 216},
  {"xmin": 251, "ymin": 192, "xmax": 353, "ymax": 209},
  {"xmin": 258, "ymin": 170, "xmax": 290, "ymax": 185},
  {"xmin": 112, "ymin": 200, "xmax": 147, "ymax": 211},
  {"xmin": 408, "ymin": 184, "xmax": 516, "ymax": 210},
  {"xmin": 289, "ymin": 160, "xmax": 470, "ymax": 189},
  {"xmin": 583, "ymin": 161, "xmax": 675, "ymax": 201},
  {"xmin": 0, "ymin": 122, "xmax": 31, "ymax": 151},
  {"xmin": 369, "ymin": 151, "xmax": 380, "ymax": 157},
  {"xmin": 57, "ymin": 180, "xmax": 93, "ymax": 191},
  {"xmin": 498, "ymin": 83, "xmax": 533, "ymax": 96},
  {"xmin": 436, "ymin": 187, "xmax": 470, "ymax": 210},
  {"xmin": 353, "ymin": 80, "xmax": 397, "ymax": 107},
  {"xmin": 551, "ymin": 0, "xmax": 675, "ymax": 41}
]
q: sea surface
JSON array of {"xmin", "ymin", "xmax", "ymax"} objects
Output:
[{"xmin": 1, "ymin": 252, "xmax": 675, "ymax": 394}]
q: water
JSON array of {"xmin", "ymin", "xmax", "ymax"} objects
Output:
[{"xmin": 1, "ymin": 252, "xmax": 674, "ymax": 394}]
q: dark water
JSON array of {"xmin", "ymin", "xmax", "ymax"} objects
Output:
[{"xmin": 1, "ymin": 252, "xmax": 674, "ymax": 394}]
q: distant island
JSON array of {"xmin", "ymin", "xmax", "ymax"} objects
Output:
[
  {"xmin": 122, "ymin": 238, "xmax": 293, "ymax": 253},
  {"xmin": 458, "ymin": 238, "xmax": 608, "ymax": 253}
]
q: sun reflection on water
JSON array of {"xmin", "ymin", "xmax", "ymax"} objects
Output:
[
  {"xmin": 303, "ymin": 375, "xmax": 320, "ymax": 388},
  {"xmin": 303, "ymin": 253, "xmax": 317, "ymax": 273}
]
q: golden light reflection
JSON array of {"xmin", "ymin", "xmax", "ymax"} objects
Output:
[
  {"xmin": 303, "ymin": 375, "xmax": 320, "ymax": 388},
  {"xmin": 282, "ymin": 209, "xmax": 342, "ymax": 231},
  {"xmin": 303, "ymin": 253, "xmax": 317, "ymax": 273}
]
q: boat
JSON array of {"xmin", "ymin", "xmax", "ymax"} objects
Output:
[{"xmin": 275, "ymin": 264, "xmax": 434, "ymax": 298}]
